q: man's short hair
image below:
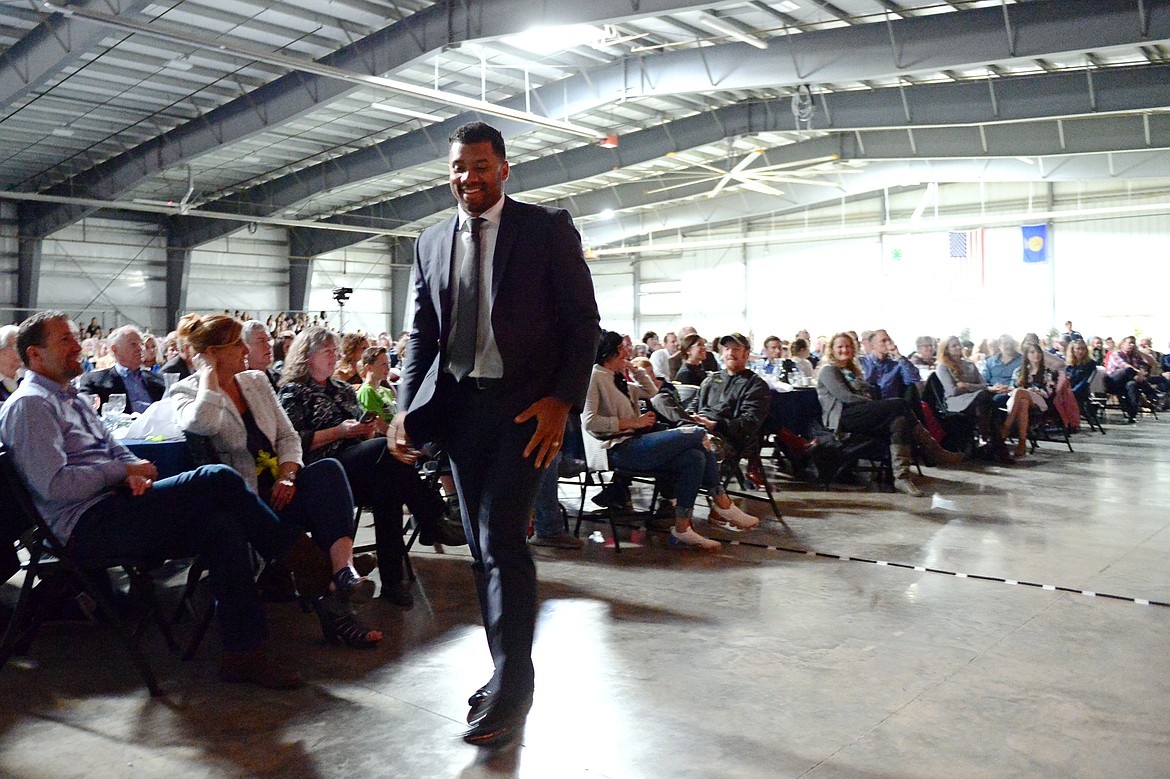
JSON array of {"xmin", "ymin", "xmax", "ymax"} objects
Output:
[
  {"xmin": 107, "ymin": 325, "xmax": 142, "ymax": 351},
  {"xmin": 240, "ymin": 320, "xmax": 268, "ymax": 343},
  {"xmin": 763, "ymin": 335, "xmax": 781, "ymax": 349},
  {"xmin": 450, "ymin": 121, "xmax": 506, "ymax": 159},
  {"xmin": 719, "ymin": 332, "xmax": 750, "ymax": 350},
  {"xmin": 861, "ymin": 329, "xmax": 876, "ymax": 344},
  {"xmin": 915, "ymin": 335, "xmax": 935, "ymax": 350},
  {"xmin": 16, "ymin": 310, "xmax": 71, "ymax": 367}
]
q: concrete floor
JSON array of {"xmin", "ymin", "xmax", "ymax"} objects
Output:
[{"xmin": 2, "ymin": 418, "xmax": 1170, "ymax": 778}]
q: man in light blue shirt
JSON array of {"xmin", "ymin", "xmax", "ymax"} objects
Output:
[
  {"xmin": 860, "ymin": 329, "xmax": 921, "ymax": 400},
  {"xmin": 0, "ymin": 311, "xmax": 302, "ymax": 689},
  {"xmin": 76, "ymin": 326, "xmax": 165, "ymax": 412}
]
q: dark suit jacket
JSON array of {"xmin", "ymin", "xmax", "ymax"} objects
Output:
[
  {"xmin": 398, "ymin": 196, "xmax": 600, "ymax": 443},
  {"xmin": 0, "ymin": 378, "xmax": 17, "ymax": 405},
  {"xmin": 160, "ymin": 356, "xmax": 192, "ymax": 379},
  {"xmin": 76, "ymin": 366, "xmax": 166, "ymax": 409}
]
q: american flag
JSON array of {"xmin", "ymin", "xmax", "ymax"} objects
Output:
[
  {"xmin": 948, "ymin": 231, "xmax": 969, "ymax": 259},
  {"xmin": 949, "ymin": 229, "xmax": 984, "ymax": 287}
]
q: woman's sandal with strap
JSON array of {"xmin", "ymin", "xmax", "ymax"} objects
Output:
[
  {"xmin": 332, "ymin": 566, "xmax": 375, "ymax": 605},
  {"xmin": 315, "ymin": 601, "xmax": 381, "ymax": 649}
]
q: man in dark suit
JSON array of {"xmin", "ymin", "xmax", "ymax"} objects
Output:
[
  {"xmin": 77, "ymin": 326, "xmax": 165, "ymax": 412},
  {"xmin": 390, "ymin": 122, "xmax": 599, "ymax": 749}
]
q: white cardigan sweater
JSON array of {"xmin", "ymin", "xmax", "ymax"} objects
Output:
[
  {"xmin": 580, "ymin": 364, "xmax": 656, "ymax": 470},
  {"xmin": 169, "ymin": 370, "xmax": 303, "ymax": 494}
]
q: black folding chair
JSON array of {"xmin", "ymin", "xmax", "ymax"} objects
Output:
[{"xmin": 0, "ymin": 445, "xmax": 176, "ymax": 696}]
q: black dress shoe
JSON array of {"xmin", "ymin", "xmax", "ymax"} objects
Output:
[
  {"xmin": 467, "ymin": 688, "xmax": 491, "ymax": 724},
  {"xmin": 461, "ymin": 695, "xmax": 532, "ymax": 749}
]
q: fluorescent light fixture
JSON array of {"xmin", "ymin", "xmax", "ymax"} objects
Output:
[
  {"xmin": 164, "ymin": 58, "xmax": 192, "ymax": 71},
  {"xmin": 370, "ymin": 102, "xmax": 443, "ymax": 122},
  {"xmin": 240, "ymin": 155, "xmax": 264, "ymax": 164},
  {"xmin": 775, "ymin": 1, "xmax": 800, "ymax": 11},
  {"xmin": 51, "ymin": 127, "xmax": 74, "ymax": 137},
  {"xmin": 501, "ymin": 24, "xmax": 603, "ymax": 56},
  {"xmin": 598, "ymin": 209, "xmax": 615, "ymax": 220},
  {"xmin": 699, "ymin": 16, "xmax": 768, "ymax": 50}
]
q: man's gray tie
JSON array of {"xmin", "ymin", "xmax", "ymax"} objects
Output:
[{"xmin": 449, "ymin": 216, "xmax": 485, "ymax": 380}]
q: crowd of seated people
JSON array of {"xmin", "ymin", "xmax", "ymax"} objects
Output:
[{"xmin": 0, "ymin": 309, "xmax": 464, "ymax": 689}]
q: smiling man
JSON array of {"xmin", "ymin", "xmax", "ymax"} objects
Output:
[
  {"xmin": 76, "ymin": 325, "xmax": 166, "ymax": 412},
  {"xmin": 389, "ymin": 122, "xmax": 600, "ymax": 749}
]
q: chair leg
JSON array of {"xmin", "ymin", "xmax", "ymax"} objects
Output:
[{"xmin": 0, "ymin": 544, "xmax": 44, "ymax": 668}]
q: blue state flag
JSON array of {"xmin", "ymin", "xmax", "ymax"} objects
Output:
[{"xmin": 1022, "ymin": 224, "xmax": 1049, "ymax": 264}]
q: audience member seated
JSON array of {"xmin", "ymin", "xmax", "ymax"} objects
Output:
[
  {"xmin": 693, "ymin": 333, "xmax": 772, "ymax": 488},
  {"xmin": 0, "ymin": 324, "xmax": 21, "ymax": 403},
  {"xmin": 935, "ymin": 335, "xmax": 1007, "ymax": 460},
  {"xmin": 1088, "ymin": 336, "xmax": 1107, "ymax": 366},
  {"xmin": 909, "ymin": 336, "xmax": 937, "ymax": 368},
  {"xmin": 674, "ymin": 333, "xmax": 709, "ymax": 389},
  {"xmin": 1064, "ymin": 338, "xmax": 1097, "ymax": 407},
  {"xmin": 582, "ymin": 331, "xmax": 758, "ymax": 550},
  {"xmin": 1105, "ymin": 335, "xmax": 1161, "ymax": 423},
  {"xmin": 169, "ymin": 314, "xmax": 381, "ymax": 648},
  {"xmin": 278, "ymin": 327, "xmax": 450, "ymax": 608},
  {"xmin": 1004, "ymin": 341, "xmax": 1061, "ymax": 457},
  {"xmin": 642, "ymin": 331, "xmax": 660, "ymax": 354},
  {"xmin": 1021, "ymin": 333, "xmax": 1064, "ymax": 370},
  {"xmin": 860, "ymin": 329, "xmax": 921, "ymax": 400},
  {"xmin": 355, "ymin": 346, "xmax": 396, "ymax": 423},
  {"xmin": 981, "ymin": 334, "xmax": 1022, "ymax": 405},
  {"xmin": 817, "ymin": 332, "xmax": 961, "ymax": 497},
  {"xmin": 0, "ymin": 311, "xmax": 305, "ymax": 689},
  {"xmin": 161, "ymin": 332, "xmax": 195, "ymax": 379},
  {"xmin": 750, "ymin": 336, "xmax": 785, "ymax": 377},
  {"xmin": 334, "ymin": 332, "xmax": 369, "ymax": 385},
  {"xmin": 1138, "ymin": 337, "xmax": 1170, "ymax": 394},
  {"xmin": 242, "ymin": 319, "xmax": 280, "ymax": 389},
  {"xmin": 649, "ymin": 331, "xmax": 678, "ymax": 379},
  {"xmin": 789, "ymin": 338, "xmax": 815, "ymax": 380},
  {"xmin": 141, "ymin": 334, "xmax": 162, "ymax": 372},
  {"xmin": 76, "ymin": 325, "xmax": 165, "ymax": 412}
]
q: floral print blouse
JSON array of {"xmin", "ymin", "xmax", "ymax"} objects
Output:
[{"xmin": 277, "ymin": 378, "xmax": 362, "ymax": 463}]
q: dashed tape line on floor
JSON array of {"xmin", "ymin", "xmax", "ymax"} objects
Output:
[{"xmin": 720, "ymin": 536, "xmax": 1170, "ymax": 608}]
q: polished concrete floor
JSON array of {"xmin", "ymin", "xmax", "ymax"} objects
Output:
[{"xmin": 3, "ymin": 417, "xmax": 1170, "ymax": 778}]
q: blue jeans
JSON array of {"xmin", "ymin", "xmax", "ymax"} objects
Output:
[
  {"xmin": 70, "ymin": 464, "xmax": 296, "ymax": 653},
  {"xmin": 533, "ymin": 451, "xmax": 565, "ymax": 537},
  {"xmin": 606, "ymin": 427, "xmax": 723, "ymax": 518},
  {"xmin": 276, "ymin": 457, "xmax": 355, "ymax": 554}
]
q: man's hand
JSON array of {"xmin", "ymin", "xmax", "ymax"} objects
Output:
[
  {"xmin": 126, "ymin": 460, "xmax": 158, "ymax": 482},
  {"xmin": 387, "ymin": 411, "xmax": 419, "ymax": 465},
  {"xmin": 515, "ymin": 396, "xmax": 571, "ymax": 469},
  {"xmin": 124, "ymin": 474, "xmax": 153, "ymax": 496},
  {"xmin": 692, "ymin": 414, "xmax": 718, "ymax": 432}
]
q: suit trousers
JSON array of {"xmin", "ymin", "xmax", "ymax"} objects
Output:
[
  {"xmin": 443, "ymin": 378, "xmax": 544, "ymax": 704},
  {"xmin": 70, "ymin": 464, "xmax": 295, "ymax": 653}
]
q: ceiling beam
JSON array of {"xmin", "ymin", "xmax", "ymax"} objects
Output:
[
  {"xmin": 23, "ymin": 0, "xmax": 1170, "ymax": 242},
  {"xmin": 579, "ymin": 150, "xmax": 1170, "ymax": 249},
  {"xmin": 273, "ymin": 63, "xmax": 1170, "ymax": 257},
  {"xmin": 16, "ymin": 0, "xmax": 730, "ymax": 238},
  {"xmin": 0, "ymin": 0, "xmax": 156, "ymax": 114}
]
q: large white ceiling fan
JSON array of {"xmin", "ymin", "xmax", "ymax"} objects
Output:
[{"xmin": 644, "ymin": 150, "xmax": 860, "ymax": 198}]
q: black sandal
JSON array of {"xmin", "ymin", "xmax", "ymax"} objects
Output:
[
  {"xmin": 332, "ymin": 566, "xmax": 375, "ymax": 605},
  {"xmin": 314, "ymin": 599, "xmax": 381, "ymax": 649}
]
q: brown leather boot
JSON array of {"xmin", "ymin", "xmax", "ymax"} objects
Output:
[
  {"xmin": 220, "ymin": 645, "xmax": 302, "ymax": 690},
  {"xmin": 282, "ymin": 533, "xmax": 331, "ymax": 599}
]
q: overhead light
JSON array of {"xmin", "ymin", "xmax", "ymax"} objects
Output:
[
  {"xmin": 699, "ymin": 16, "xmax": 768, "ymax": 50},
  {"xmin": 240, "ymin": 155, "xmax": 264, "ymax": 164},
  {"xmin": 599, "ymin": 134, "xmax": 619, "ymax": 149},
  {"xmin": 1015, "ymin": 156, "xmax": 1036, "ymax": 165},
  {"xmin": 598, "ymin": 209, "xmax": 615, "ymax": 220},
  {"xmin": 775, "ymin": 1, "xmax": 800, "ymax": 11},
  {"xmin": 51, "ymin": 127, "xmax": 74, "ymax": 137},
  {"xmin": 370, "ymin": 102, "xmax": 443, "ymax": 122},
  {"xmin": 164, "ymin": 57, "xmax": 193, "ymax": 71},
  {"xmin": 500, "ymin": 24, "xmax": 604, "ymax": 56}
]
